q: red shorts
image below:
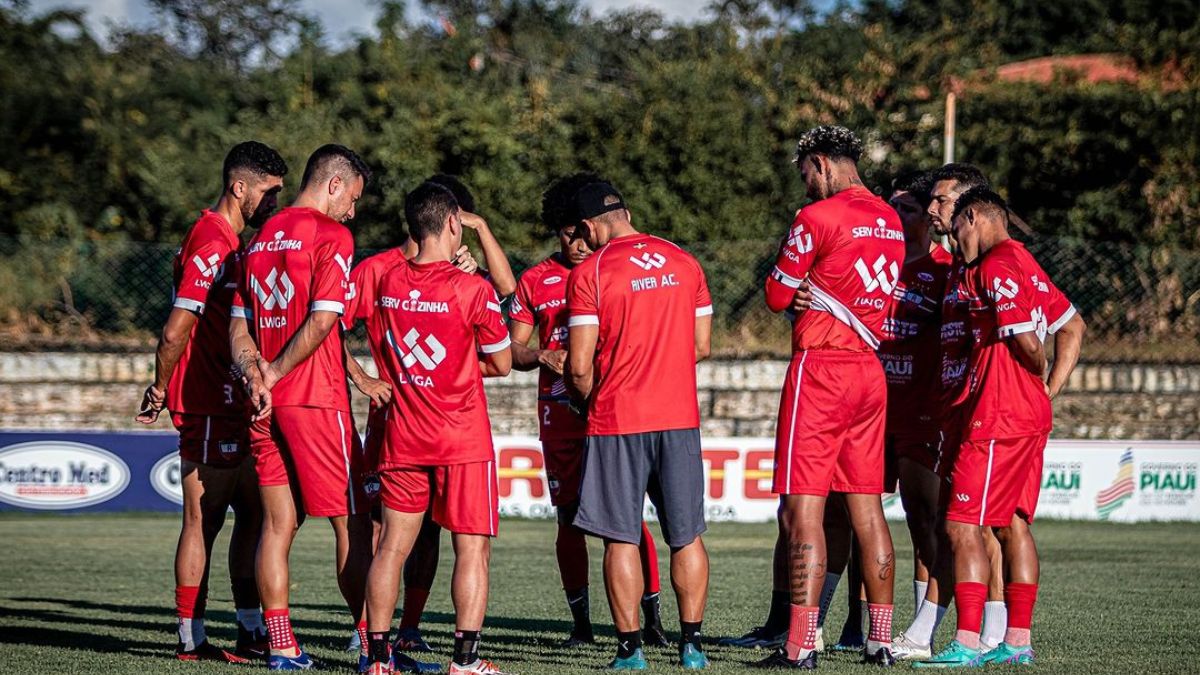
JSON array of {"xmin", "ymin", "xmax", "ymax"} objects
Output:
[
  {"xmin": 946, "ymin": 434, "xmax": 1048, "ymax": 527},
  {"xmin": 251, "ymin": 406, "xmax": 368, "ymax": 517},
  {"xmin": 172, "ymin": 413, "xmax": 250, "ymax": 469},
  {"xmin": 543, "ymin": 438, "xmax": 585, "ymax": 507},
  {"xmin": 379, "ymin": 461, "xmax": 498, "ymax": 536},
  {"xmin": 773, "ymin": 350, "xmax": 886, "ymax": 496}
]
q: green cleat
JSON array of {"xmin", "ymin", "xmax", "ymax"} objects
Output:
[
  {"xmin": 680, "ymin": 644, "xmax": 708, "ymax": 670},
  {"xmin": 912, "ymin": 640, "xmax": 984, "ymax": 669},
  {"xmin": 980, "ymin": 642, "xmax": 1035, "ymax": 665},
  {"xmin": 609, "ymin": 648, "xmax": 648, "ymax": 670}
]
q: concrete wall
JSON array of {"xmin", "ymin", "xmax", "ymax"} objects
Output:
[{"xmin": 0, "ymin": 353, "xmax": 1196, "ymax": 440}]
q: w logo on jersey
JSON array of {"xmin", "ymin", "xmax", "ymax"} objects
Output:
[
  {"xmin": 992, "ymin": 277, "xmax": 1019, "ymax": 300},
  {"xmin": 854, "ymin": 255, "xmax": 900, "ymax": 294},
  {"xmin": 250, "ymin": 268, "xmax": 295, "ymax": 310},
  {"xmin": 629, "ymin": 252, "xmax": 666, "ymax": 270},
  {"xmin": 388, "ymin": 327, "xmax": 447, "ymax": 370},
  {"xmin": 192, "ymin": 253, "xmax": 221, "ymax": 278},
  {"xmin": 334, "ymin": 253, "xmax": 352, "ymax": 279},
  {"xmin": 787, "ymin": 224, "xmax": 813, "ymax": 254},
  {"xmin": 1032, "ymin": 306, "xmax": 1048, "ymax": 340}
]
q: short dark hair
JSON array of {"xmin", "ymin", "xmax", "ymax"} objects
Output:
[
  {"xmin": 222, "ymin": 141, "xmax": 288, "ymax": 186},
  {"xmin": 426, "ymin": 174, "xmax": 476, "ymax": 213},
  {"xmin": 793, "ymin": 125, "xmax": 863, "ymax": 164},
  {"xmin": 404, "ymin": 181, "xmax": 459, "ymax": 242},
  {"xmin": 891, "ymin": 169, "xmax": 933, "ymax": 208},
  {"xmin": 952, "ymin": 186, "xmax": 1009, "ymax": 225},
  {"xmin": 541, "ymin": 172, "xmax": 601, "ymax": 235},
  {"xmin": 300, "ymin": 144, "xmax": 371, "ymax": 189},
  {"xmin": 929, "ymin": 163, "xmax": 990, "ymax": 192}
]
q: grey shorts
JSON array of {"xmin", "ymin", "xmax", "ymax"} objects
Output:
[{"xmin": 573, "ymin": 428, "xmax": 706, "ymax": 548}]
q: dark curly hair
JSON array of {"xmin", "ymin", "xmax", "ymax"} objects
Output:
[
  {"xmin": 300, "ymin": 144, "xmax": 371, "ymax": 189},
  {"xmin": 793, "ymin": 125, "xmax": 864, "ymax": 164},
  {"xmin": 928, "ymin": 163, "xmax": 989, "ymax": 192},
  {"xmin": 541, "ymin": 171, "xmax": 601, "ymax": 236},
  {"xmin": 426, "ymin": 174, "xmax": 476, "ymax": 213},
  {"xmin": 951, "ymin": 185, "xmax": 1009, "ymax": 224},
  {"xmin": 222, "ymin": 141, "xmax": 288, "ymax": 185},
  {"xmin": 890, "ymin": 169, "xmax": 933, "ymax": 208}
]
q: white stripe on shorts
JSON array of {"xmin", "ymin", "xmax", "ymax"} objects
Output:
[
  {"xmin": 338, "ymin": 412, "xmax": 356, "ymax": 515},
  {"xmin": 979, "ymin": 439, "xmax": 996, "ymax": 526},
  {"xmin": 784, "ymin": 351, "xmax": 809, "ymax": 493}
]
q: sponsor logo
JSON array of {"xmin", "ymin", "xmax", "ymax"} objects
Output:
[
  {"xmin": 917, "ymin": 272, "xmax": 934, "ymax": 282},
  {"xmin": 851, "ymin": 217, "xmax": 904, "ymax": 241},
  {"xmin": 879, "ymin": 354, "xmax": 913, "ymax": 378},
  {"xmin": 387, "ymin": 327, "xmax": 446, "ymax": 371},
  {"xmin": 1137, "ymin": 460, "xmax": 1197, "ymax": 509},
  {"xmin": 543, "ymin": 275, "xmax": 563, "ymax": 285},
  {"xmin": 628, "ymin": 252, "xmax": 667, "ymax": 270},
  {"xmin": 991, "ymin": 276, "xmax": 1019, "ymax": 300},
  {"xmin": 1096, "ymin": 449, "xmax": 1135, "ymax": 519},
  {"xmin": 1040, "ymin": 460, "xmax": 1082, "ymax": 506},
  {"xmin": 250, "ymin": 268, "xmax": 295, "ymax": 310},
  {"xmin": 192, "ymin": 252, "xmax": 221, "ymax": 278},
  {"xmin": 1030, "ymin": 274, "xmax": 1049, "ymax": 293},
  {"xmin": 248, "ymin": 230, "xmax": 304, "ymax": 254},
  {"xmin": 334, "ymin": 253, "xmax": 352, "ymax": 278},
  {"xmin": 787, "ymin": 224, "xmax": 813, "ymax": 254},
  {"xmin": 955, "ymin": 493, "xmax": 970, "ymax": 502},
  {"xmin": 854, "ymin": 255, "xmax": 900, "ymax": 294},
  {"xmin": 0, "ymin": 441, "xmax": 131, "ymax": 510},
  {"xmin": 363, "ymin": 473, "xmax": 381, "ymax": 499},
  {"xmin": 631, "ymin": 273, "xmax": 679, "ymax": 292},
  {"xmin": 383, "ymin": 290, "xmax": 449, "ymax": 314},
  {"xmin": 1032, "ymin": 306, "xmax": 1048, "ymax": 340},
  {"xmin": 150, "ymin": 453, "xmax": 183, "ymax": 505}
]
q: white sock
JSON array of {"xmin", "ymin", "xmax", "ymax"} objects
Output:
[
  {"xmin": 237, "ymin": 608, "xmax": 265, "ymax": 635},
  {"xmin": 905, "ymin": 600, "xmax": 947, "ymax": 646},
  {"xmin": 913, "ymin": 580, "xmax": 928, "ymax": 616},
  {"xmin": 178, "ymin": 617, "xmax": 206, "ymax": 651},
  {"xmin": 981, "ymin": 601, "xmax": 1007, "ymax": 648}
]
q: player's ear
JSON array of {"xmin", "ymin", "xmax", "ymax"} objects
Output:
[
  {"xmin": 231, "ymin": 179, "xmax": 246, "ymax": 200},
  {"xmin": 328, "ymin": 173, "xmax": 342, "ymax": 197}
]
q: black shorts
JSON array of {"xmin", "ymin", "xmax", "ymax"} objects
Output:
[{"xmin": 573, "ymin": 428, "xmax": 706, "ymax": 548}]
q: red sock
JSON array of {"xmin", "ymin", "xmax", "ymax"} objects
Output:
[
  {"xmin": 1004, "ymin": 583, "xmax": 1038, "ymax": 646},
  {"xmin": 556, "ymin": 525, "xmax": 590, "ymax": 591},
  {"xmin": 357, "ymin": 620, "xmax": 369, "ymax": 655},
  {"xmin": 867, "ymin": 603, "xmax": 893, "ymax": 644},
  {"xmin": 639, "ymin": 522, "xmax": 661, "ymax": 595},
  {"xmin": 954, "ymin": 582, "xmax": 988, "ymax": 648},
  {"xmin": 264, "ymin": 608, "xmax": 298, "ymax": 652},
  {"xmin": 175, "ymin": 585, "xmax": 201, "ymax": 619},
  {"xmin": 400, "ymin": 588, "xmax": 430, "ymax": 630},
  {"xmin": 784, "ymin": 605, "xmax": 818, "ymax": 660}
]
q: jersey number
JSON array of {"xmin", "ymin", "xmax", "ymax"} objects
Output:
[
  {"xmin": 223, "ymin": 384, "xmax": 234, "ymax": 405},
  {"xmin": 543, "ymin": 405, "xmax": 551, "ymax": 426}
]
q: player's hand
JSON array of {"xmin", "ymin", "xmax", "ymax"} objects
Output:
[
  {"xmin": 246, "ymin": 378, "xmax": 272, "ymax": 422},
  {"xmin": 258, "ymin": 356, "xmax": 282, "ymax": 391},
  {"xmin": 459, "ymin": 211, "xmax": 488, "ymax": 231},
  {"xmin": 791, "ymin": 280, "xmax": 814, "ymax": 314},
  {"xmin": 135, "ymin": 384, "xmax": 165, "ymax": 424},
  {"xmin": 538, "ymin": 349, "xmax": 567, "ymax": 375},
  {"xmin": 355, "ymin": 375, "xmax": 393, "ymax": 407},
  {"xmin": 452, "ymin": 246, "xmax": 479, "ymax": 275}
]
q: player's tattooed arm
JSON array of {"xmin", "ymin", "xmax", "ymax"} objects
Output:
[
  {"xmin": 1046, "ymin": 313, "xmax": 1086, "ymax": 399},
  {"xmin": 137, "ymin": 307, "xmax": 199, "ymax": 424},
  {"xmin": 344, "ymin": 340, "xmax": 392, "ymax": 407},
  {"xmin": 229, "ymin": 315, "xmax": 271, "ymax": 421},
  {"xmin": 460, "ymin": 211, "xmax": 517, "ymax": 296}
]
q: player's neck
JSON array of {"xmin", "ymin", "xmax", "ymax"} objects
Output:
[
  {"xmin": 413, "ymin": 236, "xmax": 455, "ymax": 265},
  {"xmin": 828, "ymin": 168, "xmax": 865, "ymax": 196},
  {"xmin": 978, "ymin": 229, "xmax": 1011, "ymax": 258},
  {"xmin": 290, "ymin": 190, "xmax": 329, "ymax": 216},
  {"xmin": 212, "ymin": 194, "xmax": 245, "ymax": 235}
]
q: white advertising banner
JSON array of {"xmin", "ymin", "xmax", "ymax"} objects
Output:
[{"xmin": 492, "ymin": 437, "xmax": 1200, "ymax": 523}]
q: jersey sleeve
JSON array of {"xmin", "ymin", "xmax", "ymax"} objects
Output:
[
  {"xmin": 1044, "ymin": 277, "xmax": 1077, "ymax": 335},
  {"xmin": 471, "ymin": 279, "xmax": 512, "ymax": 354},
  {"xmin": 983, "ymin": 255, "xmax": 1038, "ymax": 338},
  {"xmin": 341, "ymin": 261, "xmax": 371, "ymax": 330},
  {"xmin": 693, "ymin": 257, "xmax": 713, "ymax": 318},
  {"xmin": 765, "ymin": 211, "xmax": 822, "ymax": 311},
  {"xmin": 174, "ymin": 236, "xmax": 233, "ymax": 315},
  {"xmin": 566, "ymin": 261, "xmax": 599, "ymax": 327},
  {"xmin": 312, "ymin": 226, "xmax": 354, "ymax": 315},
  {"xmin": 510, "ymin": 271, "xmax": 536, "ymax": 326}
]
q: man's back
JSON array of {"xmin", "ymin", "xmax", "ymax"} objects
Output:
[
  {"xmin": 566, "ymin": 233, "xmax": 711, "ymax": 436},
  {"xmin": 235, "ymin": 206, "xmax": 354, "ymax": 411},
  {"xmin": 376, "ymin": 259, "xmax": 510, "ymax": 467}
]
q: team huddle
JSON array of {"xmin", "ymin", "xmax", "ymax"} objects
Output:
[{"xmin": 136, "ymin": 124, "xmax": 1085, "ymax": 673}]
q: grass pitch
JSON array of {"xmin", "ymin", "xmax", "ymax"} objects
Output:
[{"xmin": 0, "ymin": 515, "xmax": 1198, "ymax": 674}]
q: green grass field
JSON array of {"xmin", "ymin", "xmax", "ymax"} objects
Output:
[{"xmin": 1, "ymin": 515, "xmax": 1198, "ymax": 674}]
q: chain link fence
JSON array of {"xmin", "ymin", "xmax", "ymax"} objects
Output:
[{"xmin": 1, "ymin": 235, "xmax": 1197, "ymax": 361}]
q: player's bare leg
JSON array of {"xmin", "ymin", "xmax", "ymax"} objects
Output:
[
  {"xmin": 364, "ymin": 507, "xmax": 425, "ymax": 667},
  {"xmin": 990, "ymin": 517, "xmax": 1038, "ymax": 660},
  {"xmin": 450, "ymin": 532, "xmax": 494, "ymax": 672},
  {"xmin": 892, "ymin": 462, "xmax": 947, "ymax": 660},
  {"xmin": 980, "ymin": 528, "xmax": 1007, "ymax": 649},
  {"xmin": 228, "ymin": 460, "xmax": 266, "ymax": 658},
  {"xmin": 668, "ymin": 534, "xmax": 709, "ymax": 667},
  {"xmin": 944, "ymin": 521, "xmax": 991, "ymax": 650},
  {"xmin": 330, "ymin": 513, "xmax": 373, "ymax": 627},
  {"xmin": 754, "ymin": 494, "xmax": 825, "ymax": 667},
  {"xmin": 174, "ymin": 461, "xmax": 248, "ymax": 662},
  {"xmin": 821, "ymin": 494, "xmax": 859, "ymax": 651},
  {"xmin": 396, "ymin": 513, "xmax": 442, "ymax": 652},
  {"xmin": 844, "ymin": 492, "xmax": 896, "ymax": 664},
  {"xmin": 257, "ymin": 483, "xmax": 304, "ymax": 660},
  {"xmin": 602, "ymin": 540, "xmax": 643, "ymax": 633}
]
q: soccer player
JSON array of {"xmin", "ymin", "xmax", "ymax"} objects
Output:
[
  {"xmin": 916, "ymin": 188, "xmax": 1085, "ymax": 667},
  {"xmin": 564, "ymin": 179, "xmax": 713, "ymax": 670},
  {"xmin": 362, "ymin": 181, "xmax": 512, "ymax": 675},
  {"xmin": 137, "ymin": 141, "xmax": 287, "ymax": 663},
  {"xmin": 755, "ymin": 126, "xmax": 904, "ymax": 669},
  {"xmin": 508, "ymin": 172, "xmax": 668, "ymax": 649},
  {"xmin": 229, "ymin": 144, "xmax": 374, "ymax": 671}
]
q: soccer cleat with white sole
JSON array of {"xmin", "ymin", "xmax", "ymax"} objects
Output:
[
  {"xmin": 448, "ymin": 658, "xmax": 508, "ymax": 675},
  {"xmin": 889, "ymin": 632, "xmax": 932, "ymax": 661}
]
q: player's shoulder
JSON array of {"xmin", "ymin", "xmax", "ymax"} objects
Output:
[
  {"xmin": 979, "ymin": 240, "xmax": 1028, "ymax": 275},
  {"xmin": 185, "ymin": 210, "xmax": 235, "ymax": 248},
  {"xmin": 567, "ymin": 248, "xmax": 601, "ymax": 282}
]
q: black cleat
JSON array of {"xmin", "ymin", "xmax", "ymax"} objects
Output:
[
  {"xmin": 234, "ymin": 625, "xmax": 268, "ymax": 660},
  {"xmin": 751, "ymin": 647, "xmax": 818, "ymax": 669},
  {"xmin": 642, "ymin": 624, "xmax": 670, "ymax": 648},
  {"xmin": 559, "ymin": 630, "xmax": 596, "ymax": 648},
  {"xmin": 863, "ymin": 646, "xmax": 897, "ymax": 666}
]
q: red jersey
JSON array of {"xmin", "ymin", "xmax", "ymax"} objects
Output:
[
  {"xmin": 167, "ymin": 210, "xmax": 245, "ymax": 417},
  {"xmin": 510, "ymin": 255, "xmax": 586, "ymax": 441},
  {"xmin": 767, "ymin": 186, "xmax": 905, "ymax": 352},
  {"xmin": 342, "ymin": 247, "xmax": 408, "ymax": 376},
  {"xmin": 375, "ymin": 259, "xmax": 511, "ymax": 466},
  {"xmin": 232, "ymin": 207, "xmax": 354, "ymax": 411},
  {"xmin": 879, "ymin": 245, "xmax": 952, "ymax": 438},
  {"xmin": 566, "ymin": 233, "xmax": 712, "ymax": 436},
  {"xmin": 959, "ymin": 240, "xmax": 1075, "ymax": 441},
  {"xmin": 939, "ymin": 255, "xmax": 975, "ymax": 414}
]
